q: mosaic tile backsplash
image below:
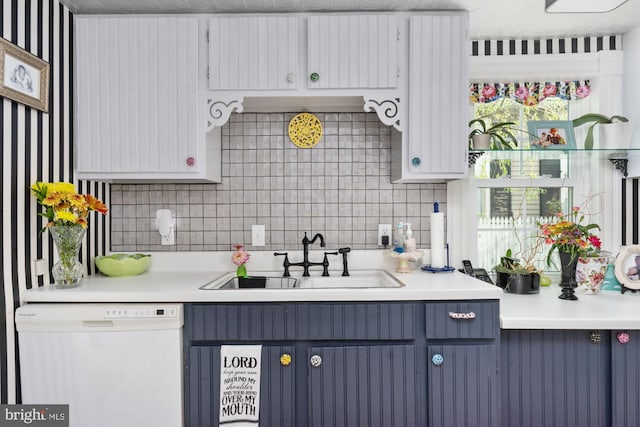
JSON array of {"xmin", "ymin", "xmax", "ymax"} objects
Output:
[{"xmin": 110, "ymin": 112, "xmax": 446, "ymax": 252}]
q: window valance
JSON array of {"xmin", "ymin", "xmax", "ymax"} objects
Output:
[{"xmin": 469, "ymin": 80, "xmax": 591, "ymax": 105}]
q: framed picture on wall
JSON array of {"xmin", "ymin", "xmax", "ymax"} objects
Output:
[
  {"xmin": 0, "ymin": 37, "xmax": 50, "ymax": 112},
  {"xmin": 527, "ymin": 120, "xmax": 576, "ymax": 149}
]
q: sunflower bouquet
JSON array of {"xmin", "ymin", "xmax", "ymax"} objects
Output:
[{"xmin": 31, "ymin": 181, "xmax": 108, "ymax": 229}]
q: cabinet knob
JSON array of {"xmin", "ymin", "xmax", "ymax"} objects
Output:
[
  {"xmin": 589, "ymin": 331, "xmax": 601, "ymax": 344},
  {"xmin": 310, "ymin": 72, "xmax": 320, "ymax": 82},
  {"xmin": 309, "ymin": 354, "xmax": 322, "ymax": 368},
  {"xmin": 287, "ymin": 73, "xmax": 296, "ymax": 84},
  {"xmin": 280, "ymin": 353, "xmax": 292, "ymax": 366},
  {"xmin": 411, "ymin": 157, "xmax": 421, "ymax": 167},
  {"xmin": 431, "ymin": 354, "xmax": 444, "ymax": 366},
  {"xmin": 186, "ymin": 157, "xmax": 196, "ymax": 167},
  {"xmin": 617, "ymin": 332, "xmax": 630, "ymax": 344}
]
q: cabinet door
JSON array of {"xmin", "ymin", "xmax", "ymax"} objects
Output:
[
  {"xmin": 75, "ymin": 17, "xmax": 200, "ymax": 176},
  {"xmin": 208, "ymin": 16, "xmax": 298, "ymax": 90},
  {"xmin": 307, "ymin": 345, "xmax": 420, "ymax": 427},
  {"xmin": 428, "ymin": 344, "xmax": 499, "ymax": 427},
  {"xmin": 501, "ymin": 330, "xmax": 610, "ymax": 427},
  {"xmin": 612, "ymin": 330, "xmax": 640, "ymax": 427},
  {"xmin": 407, "ymin": 14, "xmax": 468, "ymax": 178},
  {"xmin": 186, "ymin": 345, "xmax": 296, "ymax": 427},
  {"xmin": 307, "ymin": 15, "xmax": 398, "ymax": 89}
]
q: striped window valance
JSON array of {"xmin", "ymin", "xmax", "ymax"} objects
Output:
[{"xmin": 469, "ymin": 80, "xmax": 591, "ymax": 105}]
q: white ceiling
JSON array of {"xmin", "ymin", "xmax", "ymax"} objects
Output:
[{"xmin": 60, "ymin": 0, "xmax": 640, "ymax": 39}]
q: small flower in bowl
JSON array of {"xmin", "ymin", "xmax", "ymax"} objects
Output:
[{"xmin": 231, "ymin": 244, "xmax": 250, "ymax": 278}]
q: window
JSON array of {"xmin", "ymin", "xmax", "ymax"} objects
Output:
[{"xmin": 471, "ymin": 97, "xmax": 574, "ymax": 271}]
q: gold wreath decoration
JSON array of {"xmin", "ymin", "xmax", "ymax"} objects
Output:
[{"xmin": 288, "ymin": 113, "xmax": 323, "ymax": 148}]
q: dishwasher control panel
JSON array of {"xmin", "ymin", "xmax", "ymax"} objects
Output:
[{"xmin": 104, "ymin": 306, "xmax": 179, "ymax": 319}]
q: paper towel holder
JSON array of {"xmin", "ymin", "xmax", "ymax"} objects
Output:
[{"xmin": 421, "ymin": 244, "xmax": 455, "ymax": 273}]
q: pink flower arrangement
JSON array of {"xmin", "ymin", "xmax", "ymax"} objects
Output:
[
  {"xmin": 231, "ymin": 244, "xmax": 250, "ymax": 277},
  {"xmin": 539, "ymin": 207, "xmax": 601, "ymax": 266}
]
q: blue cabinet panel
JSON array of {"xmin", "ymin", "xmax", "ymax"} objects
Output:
[
  {"xmin": 501, "ymin": 330, "xmax": 610, "ymax": 427},
  {"xmin": 428, "ymin": 344, "xmax": 499, "ymax": 427},
  {"xmin": 308, "ymin": 345, "xmax": 420, "ymax": 427},
  {"xmin": 425, "ymin": 301, "xmax": 499, "ymax": 339},
  {"xmin": 185, "ymin": 303, "xmax": 416, "ymax": 341},
  {"xmin": 186, "ymin": 345, "xmax": 296, "ymax": 427},
  {"xmin": 611, "ymin": 330, "xmax": 640, "ymax": 427}
]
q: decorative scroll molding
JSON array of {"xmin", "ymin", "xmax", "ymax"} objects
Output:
[
  {"xmin": 207, "ymin": 97, "xmax": 244, "ymax": 130},
  {"xmin": 363, "ymin": 97, "xmax": 402, "ymax": 132},
  {"xmin": 610, "ymin": 158, "xmax": 628, "ymax": 177},
  {"xmin": 468, "ymin": 151, "xmax": 485, "ymax": 166}
]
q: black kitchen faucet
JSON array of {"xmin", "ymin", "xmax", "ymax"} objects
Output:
[{"xmin": 275, "ymin": 232, "xmax": 336, "ymax": 277}]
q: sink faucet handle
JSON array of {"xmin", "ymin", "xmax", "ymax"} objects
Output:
[
  {"xmin": 274, "ymin": 252, "xmax": 291, "ymax": 277},
  {"xmin": 322, "ymin": 252, "xmax": 339, "ymax": 277},
  {"xmin": 338, "ymin": 247, "xmax": 351, "ymax": 277}
]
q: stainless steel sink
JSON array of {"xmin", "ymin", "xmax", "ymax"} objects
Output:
[
  {"xmin": 200, "ymin": 270, "xmax": 404, "ymax": 290},
  {"xmin": 200, "ymin": 274, "xmax": 298, "ymax": 290},
  {"xmin": 298, "ymin": 270, "xmax": 404, "ymax": 289}
]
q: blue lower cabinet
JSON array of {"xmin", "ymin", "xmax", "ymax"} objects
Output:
[
  {"xmin": 307, "ymin": 345, "xmax": 420, "ymax": 427},
  {"xmin": 428, "ymin": 344, "xmax": 499, "ymax": 427},
  {"xmin": 186, "ymin": 344, "xmax": 296, "ymax": 427},
  {"xmin": 611, "ymin": 330, "xmax": 640, "ymax": 427},
  {"xmin": 501, "ymin": 330, "xmax": 610, "ymax": 427},
  {"xmin": 184, "ymin": 302, "xmax": 500, "ymax": 427}
]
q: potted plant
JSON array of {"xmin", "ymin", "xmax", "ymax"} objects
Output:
[
  {"xmin": 572, "ymin": 113, "xmax": 629, "ymax": 149},
  {"xmin": 468, "ymin": 118, "xmax": 519, "ymax": 150},
  {"xmin": 494, "ymin": 249, "xmax": 541, "ymax": 294}
]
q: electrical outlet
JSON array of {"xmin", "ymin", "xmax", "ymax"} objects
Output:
[
  {"xmin": 252, "ymin": 225, "xmax": 265, "ymax": 247},
  {"xmin": 378, "ymin": 224, "xmax": 392, "ymax": 247}
]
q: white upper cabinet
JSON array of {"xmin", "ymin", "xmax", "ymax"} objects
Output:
[
  {"xmin": 75, "ymin": 16, "xmax": 220, "ymax": 182},
  {"xmin": 208, "ymin": 16, "xmax": 299, "ymax": 90},
  {"xmin": 307, "ymin": 15, "xmax": 399, "ymax": 89},
  {"xmin": 392, "ymin": 13, "xmax": 469, "ymax": 182}
]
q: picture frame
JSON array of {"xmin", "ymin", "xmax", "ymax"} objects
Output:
[
  {"xmin": 0, "ymin": 37, "xmax": 49, "ymax": 112},
  {"xmin": 527, "ymin": 120, "xmax": 576, "ymax": 150},
  {"xmin": 614, "ymin": 245, "xmax": 640, "ymax": 291}
]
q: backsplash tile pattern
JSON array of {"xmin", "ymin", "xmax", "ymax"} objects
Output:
[{"xmin": 110, "ymin": 112, "xmax": 446, "ymax": 252}]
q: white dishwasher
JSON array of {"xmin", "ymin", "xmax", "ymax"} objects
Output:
[{"xmin": 16, "ymin": 303, "xmax": 184, "ymax": 427}]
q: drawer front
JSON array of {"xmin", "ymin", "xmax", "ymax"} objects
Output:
[
  {"xmin": 425, "ymin": 301, "xmax": 499, "ymax": 340},
  {"xmin": 186, "ymin": 302, "xmax": 416, "ymax": 341}
]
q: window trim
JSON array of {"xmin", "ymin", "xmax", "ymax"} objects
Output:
[{"xmin": 447, "ymin": 49, "xmax": 624, "ymax": 269}]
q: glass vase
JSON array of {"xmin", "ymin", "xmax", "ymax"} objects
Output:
[
  {"xmin": 50, "ymin": 225, "xmax": 86, "ymax": 288},
  {"xmin": 236, "ymin": 264, "xmax": 247, "ymax": 278},
  {"xmin": 558, "ymin": 251, "xmax": 578, "ymax": 300}
]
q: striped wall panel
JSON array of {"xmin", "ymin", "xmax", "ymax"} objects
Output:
[
  {"xmin": 622, "ymin": 178, "xmax": 639, "ymax": 245},
  {"xmin": 0, "ymin": 0, "xmax": 108, "ymax": 404},
  {"xmin": 471, "ymin": 35, "xmax": 623, "ymax": 56}
]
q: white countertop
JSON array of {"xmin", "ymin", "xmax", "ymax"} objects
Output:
[
  {"xmin": 22, "ymin": 251, "xmax": 640, "ymax": 330},
  {"xmin": 500, "ymin": 285, "xmax": 640, "ymax": 330},
  {"xmin": 22, "ymin": 270, "xmax": 502, "ymax": 303}
]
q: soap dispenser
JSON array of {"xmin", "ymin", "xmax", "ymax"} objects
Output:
[{"xmin": 404, "ymin": 223, "xmax": 416, "ymax": 252}]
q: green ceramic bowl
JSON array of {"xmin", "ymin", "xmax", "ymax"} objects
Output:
[{"xmin": 95, "ymin": 254, "xmax": 152, "ymax": 277}]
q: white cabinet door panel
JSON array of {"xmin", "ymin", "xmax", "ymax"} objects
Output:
[
  {"xmin": 307, "ymin": 15, "xmax": 398, "ymax": 89},
  {"xmin": 76, "ymin": 16, "xmax": 200, "ymax": 176},
  {"xmin": 407, "ymin": 14, "xmax": 468, "ymax": 178},
  {"xmin": 208, "ymin": 16, "xmax": 298, "ymax": 90}
]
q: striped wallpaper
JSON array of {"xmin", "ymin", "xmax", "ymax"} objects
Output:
[
  {"xmin": 471, "ymin": 35, "xmax": 623, "ymax": 56},
  {"xmin": 623, "ymin": 179, "xmax": 640, "ymax": 245},
  {"xmin": 0, "ymin": 0, "xmax": 108, "ymax": 404}
]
